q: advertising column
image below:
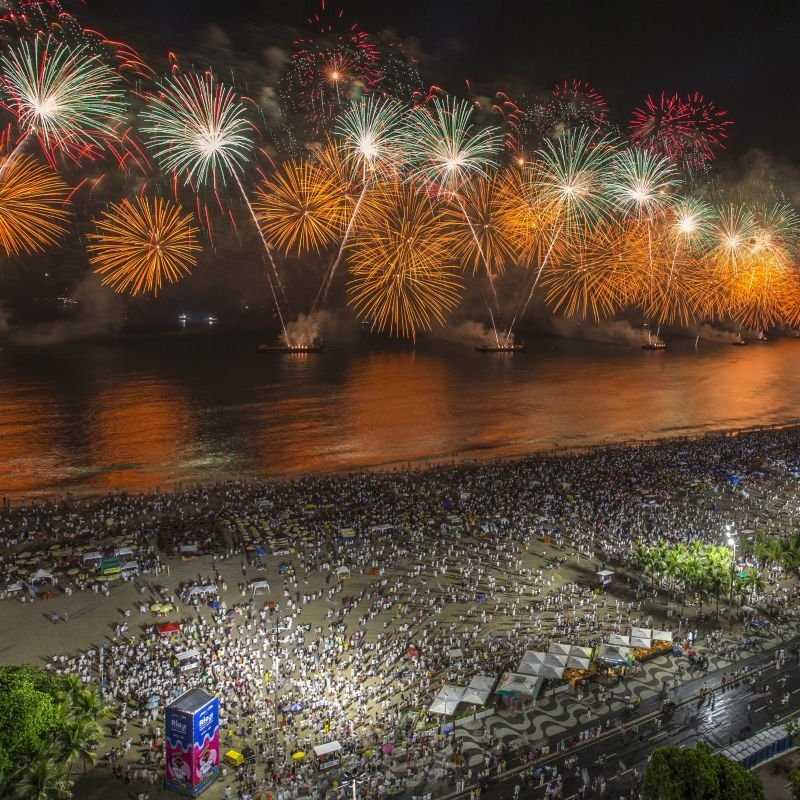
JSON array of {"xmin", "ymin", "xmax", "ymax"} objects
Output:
[{"xmin": 164, "ymin": 689, "xmax": 220, "ymax": 796}]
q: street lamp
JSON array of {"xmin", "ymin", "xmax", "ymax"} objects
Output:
[{"xmin": 726, "ymin": 525, "xmax": 737, "ymax": 607}]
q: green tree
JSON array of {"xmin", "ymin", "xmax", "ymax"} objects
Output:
[
  {"xmin": 13, "ymin": 746, "xmax": 72, "ymax": 800},
  {"xmin": 642, "ymin": 744, "xmax": 764, "ymax": 800},
  {"xmin": 739, "ymin": 568, "xmax": 766, "ymax": 605}
]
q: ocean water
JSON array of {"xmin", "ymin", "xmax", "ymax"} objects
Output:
[{"xmin": 1, "ymin": 330, "xmax": 799, "ymax": 499}]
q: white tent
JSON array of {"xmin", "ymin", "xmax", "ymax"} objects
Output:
[
  {"xmin": 496, "ymin": 672, "xmax": 542, "ymax": 698},
  {"xmin": 114, "ymin": 546, "xmax": 135, "ymax": 559},
  {"xmin": 429, "ymin": 685, "xmax": 466, "ymax": 715},
  {"xmin": 517, "ymin": 650, "xmax": 548, "ymax": 675},
  {"xmin": 120, "ymin": 561, "xmax": 139, "ymax": 573},
  {"xmin": 250, "ymin": 580, "xmax": 270, "ymax": 596},
  {"xmin": 461, "ymin": 674, "xmax": 495, "ymax": 706},
  {"xmin": 335, "ymin": 566, "xmax": 350, "ymax": 575},
  {"xmin": 179, "ymin": 544, "xmax": 198, "ymax": 555},
  {"xmin": 369, "ymin": 524, "xmax": 393, "ymax": 534},
  {"xmin": 598, "ymin": 644, "xmax": 631, "ymax": 665},
  {"xmin": 652, "ymin": 629, "xmax": 673, "ymax": 643},
  {"xmin": 608, "ymin": 634, "xmax": 631, "ymax": 648},
  {"xmin": 82, "ymin": 552, "xmax": 102, "ymax": 565},
  {"xmin": 448, "ymin": 648, "xmax": 464, "ymax": 662},
  {"xmin": 30, "ymin": 568, "xmax": 54, "ymax": 585},
  {"xmin": 187, "ymin": 585, "xmax": 216, "ymax": 597},
  {"xmin": 548, "ymin": 643, "xmax": 572, "ymax": 656}
]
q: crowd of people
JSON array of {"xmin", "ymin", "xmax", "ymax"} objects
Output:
[{"xmin": 3, "ymin": 425, "xmax": 800, "ymax": 799}]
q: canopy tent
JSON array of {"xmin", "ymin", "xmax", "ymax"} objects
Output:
[
  {"xmin": 517, "ymin": 650, "xmax": 547, "ymax": 675},
  {"xmin": 608, "ymin": 634, "xmax": 631, "ymax": 648},
  {"xmin": 598, "ymin": 643, "xmax": 631, "ymax": 665},
  {"xmin": 30, "ymin": 568, "xmax": 54, "ymax": 585},
  {"xmin": 312, "ymin": 741, "xmax": 342, "ymax": 757},
  {"xmin": 120, "ymin": 561, "xmax": 139, "ymax": 573},
  {"xmin": 82, "ymin": 551, "xmax": 103, "ymax": 565},
  {"xmin": 334, "ymin": 566, "xmax": 351, "ymax": 575},
  {"xmin": 179, "ymin": 544, "xmax": 198, "ymax": 555},
  {"xmin": 369, "ymin": 524, "xmax": 393, "ymax": 534},
  {"xmin": 447, "ymin": 648, "xmax": 464, "ymax": 662},
  {"xmin": 652, "ymin": 629, "xmax": 673, "ymax": 643},
  {"xmin": 429, "ymin": 685, "xmax": 466, "ymax": 716},
  {"xmin": 250, "ymin": 580, "xmax": 270, "ymax": 596},
  {"xmin": 114, "ymin": 546, "xmax": 135, "ymax": 558},
  {"xmin": 461, "ymin": 674, "xmax": 495, "ymax": 706},
  {"xmin": 186, "ymin": 585, "xmax": 217, "ymax": 597},
  {"xmin": 496, "ymin": 672, "xmax": 542, "ymax": 699},
  {"xmin": 597, "ymin": 569, "xmax": 614, "ymax": 586},
  {"xmin": 157, "ymin": 622, "xmax": 181, "ymax": 637},
  {"xmin": 339, "ymin": 528, "xmax": 356, "ymax": 541}
]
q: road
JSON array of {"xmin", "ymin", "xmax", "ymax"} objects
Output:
[{"xmin": 432, "ymin": 637, "xmax": 800, "ymax": 799}]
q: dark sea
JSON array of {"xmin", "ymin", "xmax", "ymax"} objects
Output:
[{"xmin": 1, "ymin": 329, "xmax": 799, "ymax": 499}]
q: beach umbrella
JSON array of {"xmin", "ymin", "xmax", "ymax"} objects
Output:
[
  {"xmin": 146, "ymin": 695, "xmax": 160, "ymax": 709},
  {"xmin": 256, "ymin": 548, "xmax": 266, "ymax": 557},
  {"xmin": 291, "ymin": 751, "xmax": 305, "ymax": 761},
  {"xmin": 253, "ymin": 791, "xmax": 277, "ymax": 800},
  {"xmin": 381, "ymin": 743, "xmax": 394, "ymax": 754},
  {"xmin": 290, "ymin": 702, "xmax": 303, "ymax": 713}
]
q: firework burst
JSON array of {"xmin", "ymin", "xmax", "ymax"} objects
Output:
[
  {"xmin": 87, "ymin": 196, "xmax": 201, "ymax": 296},
  {"xmin": 404, "ymin": 96, "xmax": 502, "ymax": 195},
  {"xmin": 347, "ymin": 181, "xmax": 463, "ymax": 339},
  {"xmin": 140, "ymin": 71, "xmax": 252, "ymax": 188},
  {"xmin": 0, "ymin": 35, "xmax": 127, "ymax": 163},
  {"xmin": 445, "ymin": 173, "xmax": 519, "ymax": 276},
  {"xmin": 608, "ymin": 147, "xmax": 679, "ymax": 222},
  {"xmin": 254, "ymin": 158, "xmax": 347, "ymax": 254},
  {"xmin": 0, "ymin": 151, "xmax": 70, "ymax": 255}
]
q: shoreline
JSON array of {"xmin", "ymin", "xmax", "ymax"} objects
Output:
[{"xmin": 5, "ymin": 417, "xmax": 800, "ymax": 507}]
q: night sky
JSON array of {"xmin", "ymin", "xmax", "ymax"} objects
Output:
[{"xmin": 89, "ymin": 0, "xmax": 800, "ymax": 160}]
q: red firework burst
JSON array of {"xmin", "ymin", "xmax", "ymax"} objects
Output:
[{"xmin": 629, "ymin": 91, "xmax": 732, "ymax": 172}]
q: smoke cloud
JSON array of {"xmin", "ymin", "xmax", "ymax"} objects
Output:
[{"xmin": 9, "ymin": 276, "xmax": 124, "ymax": 346}]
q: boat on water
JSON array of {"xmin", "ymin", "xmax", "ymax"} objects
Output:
[
  {"xmin": 757, "ymin": 331, "xmax": 768, "ymax": 342},
  {"xmin": 641, "ymin": 328, "xmax": 666, "ymax": 350},
  {"xmin": 732, "ymin": 335, "xmax": 747, "ymax": 346},
  {"xmin": 475, "ymin": 343, "xmax": 526, "ymax": 353},
  {"xmin": 257, "ymin": 343, "xmax": 325, "ymax": 354}
]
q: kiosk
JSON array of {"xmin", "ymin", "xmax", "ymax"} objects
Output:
[{"xmin": 165, "ymin": 689, "xmax": 220, "ymax": 796}]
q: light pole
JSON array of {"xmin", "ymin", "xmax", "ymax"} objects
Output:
[{"xmin": 727, "ymin": 525, "xmax": 737, "ymax": 607}]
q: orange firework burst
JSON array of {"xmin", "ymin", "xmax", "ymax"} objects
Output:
[
  {"xmin": 444, "ymin": 174, "xmax": 518, "ymax": 277},
  {"xmin": 542, "ymin": 220, "xmax": 646, "ymax": 320},
  {"xmin": 346, "ymin": 181, "xmax": 462, "ymax": 339},
  {"xmin": 494, "ymin": 164, "xmax": 557, "ymax": 268},
  {"xmin": 255, "ymin": 158, "xmax": 347, "ymax": 254},
  {"xmin": 88, "ymin": 196, "xmax": 201, "ymax": 296},
  {"xmin": 0, "ymin": 153, "xmax": 70, "ymax": 256}
]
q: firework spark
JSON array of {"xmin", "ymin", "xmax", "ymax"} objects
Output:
[
  {"xmin": 347, "ymin": 181, "xmax": 463, "ymax": 339},
  {"xmin": 0, "ymin": 35, "xmax": 127, "ymax": 163},
  {"xmin": 87, "ymin": 196, "xmax": 201, "ymax": 296},
  {"xmin": 404, "ymin": 96, "xmax": 502, "ymax": 194},
  {"xmin": 255, "ymin": 158, "xmax": 347, "ymax": 254},
  {"xmin": 0, "ymin": 151, "xmax": 70, "ymax": 255},
  {"xmin": 140, "ymin": 71, "xmax": 252, "ymax": 188}
]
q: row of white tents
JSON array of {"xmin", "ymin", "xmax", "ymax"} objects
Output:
[{"xmin": 428, "ymin": 630, "xmax": 675, "ymax": 715}]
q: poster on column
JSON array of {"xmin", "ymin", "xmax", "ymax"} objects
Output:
[{"xmin": 164, "ymin": 689, "xmax": 220, "ymax": 796}]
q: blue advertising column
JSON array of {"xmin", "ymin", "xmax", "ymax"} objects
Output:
[{"xmin": 164, "ymin": 689, "xmax": 220, "ymax": 796}]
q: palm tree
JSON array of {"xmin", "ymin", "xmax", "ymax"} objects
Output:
[
  {"xmin": 13, "ymin": 746, "xmax": 71, "ymax": 800},
  {"xmin": 665, "ymin": 542, "xmax": 687, "ymax": 597},
  {"xmin": 739, "ymin": 569, "xmax": 767, "ymax": 605},
  {"xmin": 58, "ymin": 716, "xmax": 102, "ymax": 777}
]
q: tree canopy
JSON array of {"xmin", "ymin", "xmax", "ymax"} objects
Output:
[
  {"xmin": 642, "ymin": 744, "xmax": 765, "ymax": 800},
  {"xmin": 0, "ymin": 665, "xmax": 109, "ymax": 799}
]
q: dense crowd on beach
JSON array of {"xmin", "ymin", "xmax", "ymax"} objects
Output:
[{"xmin": 3, "ymin": 426, "xmax": 800, "ymax": 799}]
